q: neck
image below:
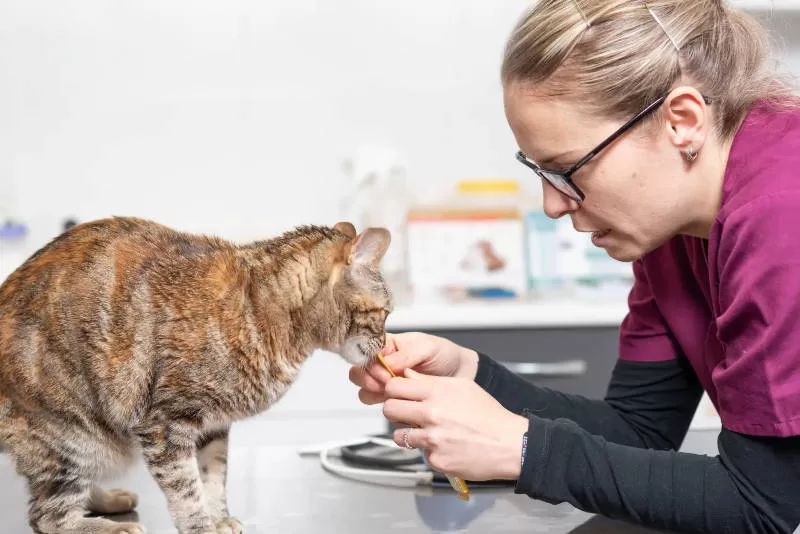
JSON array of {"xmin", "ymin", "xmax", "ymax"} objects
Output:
[{"xmin": 237, "ymin": 231, "xmax": 341, "ymax": 362}]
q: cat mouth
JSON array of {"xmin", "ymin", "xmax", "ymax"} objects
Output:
[
  {"xmin": 356, "ymin": 340, "xmax": 382, "ymax": 360},
  {"xmin": 357, "ymin": 344, "xmax": 377, "ymax": 358}
]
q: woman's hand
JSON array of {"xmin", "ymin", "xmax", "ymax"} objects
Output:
[
  {"xmin": 348, "ymin": 332, "xmax": 479, "ymax": 405},
  {"xmin": 383, "ymin": 368, "xmax": 529, "ymax": 482}
]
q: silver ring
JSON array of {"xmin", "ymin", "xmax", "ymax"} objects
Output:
[{"xmin": 402, "ymin": 428, "xmax": 414, "ymax": 449}]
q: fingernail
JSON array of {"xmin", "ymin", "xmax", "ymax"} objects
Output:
[{"xmin": 405, "ymin": 368, "xmax": 419, "ymax": 378}]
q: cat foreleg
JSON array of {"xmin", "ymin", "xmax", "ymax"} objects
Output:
[
  {"xmin": 197, "ymin": 428, "xmax": 243, "ymax": 532},
  {"xmin": 197, "ymin": 428, "xmax": 242, "ymax": 533},
  {"xmin": 137, "ymin": 423, "xmax": 217, "ymax": 534}
]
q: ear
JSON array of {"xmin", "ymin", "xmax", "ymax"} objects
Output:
[
  {"xmin": 334, "ymin": 221, "xmax": 357, "ymax": 239},
  {"xmin": 663, "ymin": 87, "xmax": 709, "ymax": 154},
  {"xmin": 346, "ymin": 228, "xmax": 391, "ymax": 267}
]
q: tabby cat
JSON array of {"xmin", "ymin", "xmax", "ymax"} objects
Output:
[{"xmin": 0, "ymin": 216, "xmax": 393, "ymax": 534}]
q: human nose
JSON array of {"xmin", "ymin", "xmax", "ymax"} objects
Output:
[{"xmin": 542, "ymin": 180, "xmax": 580, "ymax": 219}]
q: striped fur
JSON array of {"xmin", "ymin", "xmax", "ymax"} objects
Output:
[{"xmin": 0, "ymin": 217, "xmax": 391, "ymax": 534}]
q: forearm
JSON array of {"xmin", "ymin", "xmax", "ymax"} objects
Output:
[
  {"xmin": 475, "ymin": 352, "xmax": 702, "ymax": 450},
  {"xmin": 517, "ymin": 418, "xmax": 800, "ymax": 533}
]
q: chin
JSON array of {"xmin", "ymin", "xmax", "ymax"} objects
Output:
[
  {"xmin": 596, "ymin": 231, "xmax": 653, "ymax": 263},
  {"xmin": 339, "ymin": 337, "xmax": 381, "ymax": 366},
  {"xmin": 607, "ymin": 248, "xmax": 641, "ymax": 262},
  {"xmin": 604, "ymin": 241, "xmax": 644, "ymax": 263}
]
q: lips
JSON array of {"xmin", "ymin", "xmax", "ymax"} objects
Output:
[
  {"xmin": 592, "ymin": 229, "xmax": 611, "ymax": 239},
  {"xmin": 591, "ymin": 229, "xmax": 612, "ymax": 248}
]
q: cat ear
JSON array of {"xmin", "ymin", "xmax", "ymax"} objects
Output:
[
  {"xmin": 334, "ymin": 221, "xmax": 357, "ymax": 239},
  {"xmin": 346, "ymin": 228, "xmax": 391, "ymax": 267}
]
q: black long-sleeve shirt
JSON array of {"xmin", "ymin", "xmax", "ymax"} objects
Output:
[{"xmin": 474, "ymin": 352, "xmax": 800, "ymax": 533}]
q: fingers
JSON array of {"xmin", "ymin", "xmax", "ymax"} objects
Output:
[
  {"xmin": 356, "ymin": 351, "xmax": 411, "ymax": 385},
  {"xmin": 352, "ymin": 332, "xmax": 436, "ymax": 408},
  {"xmin": 352, "ymin": 374, "xmax": 428, "ymax": 407},
  {"xmin": 369, "ymin": 360, "xmax": 395, "ymax": 384},
  {"xmin": 358, "ymin": 389, "xmax": 387, "ymax": 405},
  {"xmin": 374, "ymin": 348, "xmax": 422, "ymax": 380},
  {"xmin": 348, "ymin": 365, "xmax": 385, "ymax": 390},
  {"xmin": 383, "ymin": 397, "xmax": 428, "ymax": 427},
  {"xmin": 392, "ymin": 426, "xmax": 430, "ymax": 450},
  {"xmin": 349, "ymin": 366, "xmax": 389, "ymax": 405},
  {"xmin": 384, "ymin": 374, "xmax": 432, "ymax": 402}
]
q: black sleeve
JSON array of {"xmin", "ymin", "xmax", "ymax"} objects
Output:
[
  {"xmin": 474, "ymin": 353, "xmax": 800, "ymax": 531},
  {"xmin": 516, "ymin": 418, "xmax": 800, "ymax": 533},
  {"xmin": 475, "ymin": 352, "xmax": 704, "ymax": 450}
]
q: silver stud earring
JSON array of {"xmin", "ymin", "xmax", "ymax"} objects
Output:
[{"xmin": 685, "ymin": 146, "xmax": 697, "ymax": 161}]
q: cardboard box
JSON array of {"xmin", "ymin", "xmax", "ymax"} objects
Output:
[{"xmin": 406, "ymin": 207, "xmax": 527, "ymax": 300}]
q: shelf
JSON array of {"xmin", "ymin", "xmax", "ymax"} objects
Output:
[{"xmin": 386, "ymin": 298, "xmax": 629, "ymax": 331}]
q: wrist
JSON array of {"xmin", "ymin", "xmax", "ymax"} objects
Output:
[
  {"xmin": 455, "ymin": 348, "xmax": 480, "ymax": 380},
  {"xmin": 497, "ymin": 413, "xmax": 529, "ymax": 480}
]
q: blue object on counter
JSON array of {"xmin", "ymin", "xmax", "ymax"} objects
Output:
[
  {"xmin": 467, "ymin": 287, "xmax": 517, "ymax": 299},
  {"xmin": 0, "ymin": 221, "xmax": 27, "ymax": 240},
  {"xmin": 414, "ymin": 491, "xmax": 496, "ymax": 531}
]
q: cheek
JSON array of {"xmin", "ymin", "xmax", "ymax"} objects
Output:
[
  {"xmin": 580, "ymin": 155, "xmax": 652, "ymax": 224},
  {"xmin": 579, "ymin": 143, "xmax": 686, "ymax": 251}
]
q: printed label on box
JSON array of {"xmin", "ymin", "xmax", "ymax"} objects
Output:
[{"xmin": 407, "ymin": 211, "xmax": 526, "ymax": 299}]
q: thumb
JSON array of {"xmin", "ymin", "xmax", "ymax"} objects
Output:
[
  {"xmin": 382, "ymin": 347, "xmax": 418, "ymax": 371},
  {"xmin": 380, "ymin": 333, "xmax": 400, "ymax": 356},
  {"xmin": 404, "ymin": 368, "xmax": 425, "ymax": 379}
]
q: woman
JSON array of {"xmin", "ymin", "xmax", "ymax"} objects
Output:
[{"xmin": 350, "ymin": 1, "xmax": 800, "ymax": 532}]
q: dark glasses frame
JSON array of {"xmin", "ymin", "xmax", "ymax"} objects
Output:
[{"xmin": 515, "ymin": 93, "xmax": 714, "ymax": 202}]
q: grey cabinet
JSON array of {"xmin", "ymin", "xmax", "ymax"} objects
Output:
[
  {"xmin": 386, "ymin": 325, "xmax": 622, "ymax": 433},
  {"xmin": 413, "ymin": 326, "xmax": 621, "ymax": 400}
]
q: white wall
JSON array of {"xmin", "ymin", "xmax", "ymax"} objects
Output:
[
  {"xmin": 2, "ymin": 1, "xmax": 799, "ymax": 271},
  {"xmin": 0, "ymin": 0, "xmax": 535, "ymax": 268},
  {"xmin": 0, "ymin": 0, "xmax": 539, "ymax": 420},
  {"xmin": 1, "ymin": 1, "xmax": 799, "ymax": 418}
]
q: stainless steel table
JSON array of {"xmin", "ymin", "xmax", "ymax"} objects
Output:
[{"xmin": 0, "ymin": 415, "xmax": 719, "ymax": 533}]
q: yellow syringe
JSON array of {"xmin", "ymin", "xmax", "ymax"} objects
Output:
[{"xmin": 377, "ymin": 352, "xmax": 471, "ymax": 501}]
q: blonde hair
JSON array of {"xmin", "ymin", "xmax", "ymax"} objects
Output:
[{"xmin": 501, "ymin": 0, "xmax": 798, "ymax": 140}]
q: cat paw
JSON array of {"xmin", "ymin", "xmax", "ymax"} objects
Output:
[
  {"xmin": 106, "ymin": 523, "xmax": 145, "ymax": 534},
  {"xmin": 89, "ymin": 487, "xmax": 139, "ymax": 514},
  {"xmin": 216, "ymin": 517, "xmax": 244, "ymax": 534}
]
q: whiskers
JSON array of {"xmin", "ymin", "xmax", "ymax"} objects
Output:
[{"xmin": 355, "ymin": 337, "xmax": 384, "ymax": 365}]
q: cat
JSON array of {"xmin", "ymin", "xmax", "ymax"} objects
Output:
[{"xmin": 0, "ymin": 216, "xmax": 393, "ymax": 534}]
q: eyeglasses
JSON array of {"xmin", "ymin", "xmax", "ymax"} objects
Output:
[{"xmin": 515, "ymin": 93, "xmax": 713, "ymax": 202}]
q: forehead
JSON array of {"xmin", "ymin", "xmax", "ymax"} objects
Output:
[
  {"xmin": 503, "ymin": 83, "xmax": 603, "ymax": 162},
  {"xmin": 345, "ymin": 266, "xmax": 391, "ymax": 304}
]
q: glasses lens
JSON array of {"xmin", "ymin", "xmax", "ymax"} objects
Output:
[
  {"xmin": 516, "ymin": 152, "xmax": 582, "ymax": 202},
  {"xmin": 537, "ymin": 169, "xmax": 581, "ymax": 201}
]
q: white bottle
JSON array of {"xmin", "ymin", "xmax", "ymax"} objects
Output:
[{"xmin": 339, "ymin": 145, "xmax": 412, "ymax": 293}]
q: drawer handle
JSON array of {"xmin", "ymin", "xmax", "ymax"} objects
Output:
[{"xmin": 500, "ymin": 360, "xmax": 588, "ymax": 377}]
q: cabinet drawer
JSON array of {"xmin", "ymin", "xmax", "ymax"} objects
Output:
[{"xmin": 392, "ymin": 326, "xmax": 620, "ymax": 400}]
